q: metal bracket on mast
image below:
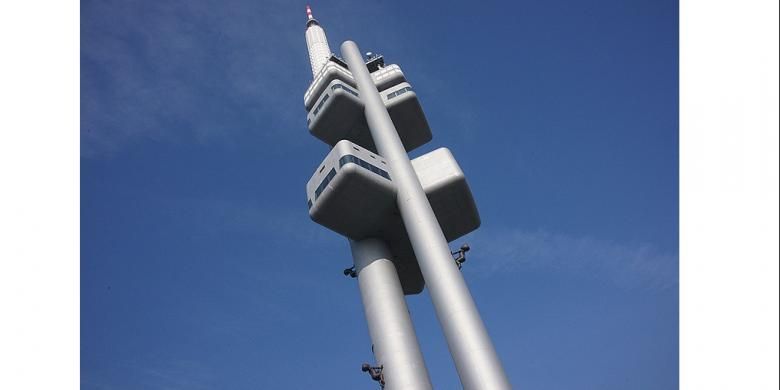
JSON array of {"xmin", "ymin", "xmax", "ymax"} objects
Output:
[
  {"xmin": 451, "ymin": 243, "xmax": 470, "ymax": 270},
  {"xmin": 343, "ymin": 265, "xmax": 357, "ymax": 278},
  {"xmin": 361, "ymin": 363, "xmax": 385, "ymax": 388}
]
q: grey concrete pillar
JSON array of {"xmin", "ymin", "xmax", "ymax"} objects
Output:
[
  {"xmin": 342, "ymin": 40, "xmax": 511, "ymax": 389},
  {"xmin": 351, "ymin": 238, "xmax": 433, "ymax": 390}
]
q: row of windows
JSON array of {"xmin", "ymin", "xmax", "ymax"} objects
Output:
[
  {"xmin": 304, "ymin": 63, "xmax": 350, "ymax": 103},
  {"xmin": 373, "ymin": 65, "xmax": 401, "ymax": 80},
  {"xmin": 331, "ymin": 83, "xmax": 359, "ymax": 97},
  {"xmin": 338, "ymin": 154, "xmax": 391, "ymax": 180},
  {"xmin": 387, "ymin": 86, "xmax": 412, "ymax": 100},
  {"xmin": 311, "ymin": 155, "xmax": 390, "ymax": 206},
  {"xmin": 314, "ymin": 168, "xmax": 337, "ymax": 200},
  {"xmin": 351, "ymin": 146, "xmax": 387, "ymax": 165},
  {"xmin": 312, "ymin": 93, "xmax": 330, "ymax": 116}
]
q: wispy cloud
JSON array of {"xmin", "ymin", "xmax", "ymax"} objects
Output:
[
  {"xmin": 82, "ymin": 356, "xmax": 216, "ymax": 390},
  {"xmin": 156, "ymin": 196, "xmax": 335, "ymax": 250},
  {"xmin": 81, "ymin": 0, "xmax": 308, "ymax": 157},
  {"xmin": 80, "ymin": 0, "xmax": 484, "ymax": 157},
  {"xmin": 139, "ymin": 358, "xmax": 216, "ymax": 390},
  {"xmin": 469, "ymin": 228, "xmax": 678, "ymax": 290}
]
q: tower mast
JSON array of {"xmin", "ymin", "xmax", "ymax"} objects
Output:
[
  {"xmin": 300, "ymin": 7, "xmax": 511, "ymax": 389},
  {"xmin": 304, "ymin": 5, "xmax": 332, "ymax": 78}
]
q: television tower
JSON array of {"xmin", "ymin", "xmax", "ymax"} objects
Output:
[{"xmin": 302, "ymin": 6, "xmax": 511, "ymax": 389}]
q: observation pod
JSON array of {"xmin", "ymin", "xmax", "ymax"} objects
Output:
[
  {"xmin": 304, "ymin": 60, "xmax": 432, "ymax": 153},
  {"xmin": 306, "ymin": 140, "xmax": 397, "ymax": 241},
  {"xmin": 306, "ymin": 140, "xmax": 480, "ymax": 294}
]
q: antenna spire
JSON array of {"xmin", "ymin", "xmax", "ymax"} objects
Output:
[
  {"xmin": 306, "ymin": 5, "xmax": 314, "ymax": 21},
  {"xmin": 303, "ymin": 4, "xmax": 330, "ymax": 77}
]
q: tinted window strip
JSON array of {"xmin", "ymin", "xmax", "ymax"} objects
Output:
[
  {"xmin": 314, "ymin": 168, "xmax": 337, "ymax": 200},
  {"xmin": 387, "ymin": 87, "xmax": 412, "ymax": 100},
  {"xmin": 331, "ymin": 83, "xmax": 359, "ymax": 97},
  {"xmin": 338, "ymin": 154, "xmax": 391, "ymax": 180},
  {"xmin": 313, "ymin": 93, "xmax": 330, "ymax": 116}
]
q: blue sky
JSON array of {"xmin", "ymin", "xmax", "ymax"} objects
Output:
[{"xmin": 81, "ymin": 0, "xmax": 678, "ymax": 388}]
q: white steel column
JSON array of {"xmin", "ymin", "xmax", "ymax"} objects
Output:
[
  {"xmin": 304, "ymin": 6, "xmax": 332, "ymax": 78},
  {"xmin": 342, "ymin": 41, "xmax": 511, "ymax": 390},
  {"xmin": 350, "ymin": 238, "xmax": 433, "ymax": 390}
]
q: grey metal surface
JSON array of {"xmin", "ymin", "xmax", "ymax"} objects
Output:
[
  {"xmin": 306, "ymin": 140, "xmax": 396, "ymax": 241},
  {"xmin": 306, "ymin": 140, "xmax": 480, "ymax": 295},
  {"xmin": 304, "ymin": 62, "xmax": 431, "ymax": 153},
  {"xmin": 411, "ymin": 147, "xmax": 480, "ymax": 241},
  {"xmin": 304, "ymin": 7, "xmax": 332, "ymax": 78},
  {"xmin": 306, "ymin": 141, "xmax": 478, "ymax": 244},
  {"xmin": 371, "ymin": 64, "xmax": 406, "ymax": 93},
  {"xmin": 351, "ymin": 238, "xmax": 433, "ymax": 390},
  {"xmin": 306, "ymin": 78, "xmax": 366, "ymax": 146},
  {"xmin": 342, "ymin": 40, "xmax": 511, "ymax": 389},
  {"xmin": 304, "ymin": 62, "xmax": 406, "ymax": 110},
  {"xmin": 304, "ymin": 62, "xmax": 357, "ymax": 110}
]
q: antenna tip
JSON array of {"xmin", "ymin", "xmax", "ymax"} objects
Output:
[{"xmin": 306, "ymin": 5, "xmax": 313, "ymax": 20}]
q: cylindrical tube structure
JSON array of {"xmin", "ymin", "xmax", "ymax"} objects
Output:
[
  {"xmin": 351, "ymin": 238, "xmax": 433, "ymax": 390},
  {"xmin": 342, "ymin": 41, "xmax": 511, "ymax": 390},
  {"xmin": 305, "ymin": 20, "xmax": 332, "ymax": 78}
]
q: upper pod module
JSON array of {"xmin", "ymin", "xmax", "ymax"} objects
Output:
[{"xmin": 303, "ymin": 7, "xmax": 432, "ymax": 153}]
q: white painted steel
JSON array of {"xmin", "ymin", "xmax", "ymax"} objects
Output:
[
  {"xmin": 351, "ymin": 238, "xmax": 433, "ymax": 390},
  {"xmin": 306, "ymin": 140, "xmax": 480, "ymax": 295},
  {"xmin": 342, "ymin": 40, "xmax": 511, "ymax": 390},
  {"xmin": 305, "ymin": 141, "xmax": 479, "ymax": 245},
  {"xmin": 305, "ymin": 21, "xmax": 332, "ymax": 78},
  {"xmin": 304, "ymin": 63, "xmax": 406, "ymax": 110},
  {"xmin": 305, "ymin": 74, "xmax": 431, "ymax": 153}
]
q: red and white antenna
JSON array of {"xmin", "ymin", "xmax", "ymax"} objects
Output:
[
  {"xmin": 306, "ymin": 5, "xmax": 314, "ymax": 21},
  {"xmin": 304, "ymin": 4, "xmax": 330, "ymax": 77}
]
